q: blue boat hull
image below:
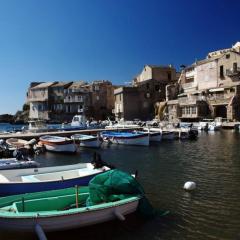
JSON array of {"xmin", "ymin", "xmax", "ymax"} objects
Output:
[{"xmin": 0, "ymin": 173, "xmax": 99, "ymax": 196}]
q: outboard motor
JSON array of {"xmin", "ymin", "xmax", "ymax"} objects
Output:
[{"xmin": 91, "ymin": 152, "xmax": 115, "ymax": 169}]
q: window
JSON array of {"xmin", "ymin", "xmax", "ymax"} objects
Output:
[
  {"xmin": 167, "ymin": 72, "xmax": 171, "ymax": 80},
  {"xmin": 192, "ymin": 106, "xmax": 196, "ymax": 114},
  {"xmin": 182, "ymin": 107, "xmax": 185, "ymax": 115},
  {"xmin": 226, "ymin": 54, "xmax": 230, "ymax": 59},
  {"xmin": 220, "ymin": 65, "xmax": 224, "ymax": 78},
  {"xmin": 233, "ymin": 62, "xmax": 237, "ymax": 73},
  {"xmin": 96, "ymin": 96, "xmax": 99, "ymax": 101},
  {"xmin": 94, "ymin": 85, "xmax": 99, "ymax": 91},
  {"xmin": 230, "ymin": 88, "xmax": 235, "ymax": 93}
]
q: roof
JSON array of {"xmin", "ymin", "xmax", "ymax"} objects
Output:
[
  {"xmin": 51, "ymin": 82, "xmax": 73, "ymax": 87},
  {"xmin": 31, "ymin": 82, "xmax": 57, "ymax": 89},
  {"xmin": 68, "ymin": 81, "xmax": 87, "ymax": 89},
  {"xmin": 145, "ymin": 64, "xmax": 174, "ymax": 69}
]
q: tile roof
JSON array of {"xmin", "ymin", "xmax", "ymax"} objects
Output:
[
  {"xmin": 31, "ymin": 82, "xmax": 57, "ymax": 89},
  {"xmin": 51, "ymin": 82, "xmax": 73, "ymax": 87}
]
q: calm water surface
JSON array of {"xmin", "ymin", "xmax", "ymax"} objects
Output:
[{"xmin": 1, "ymin": 130, "xmax": 240, "ymax": 240}]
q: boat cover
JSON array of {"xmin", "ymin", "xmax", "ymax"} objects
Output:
[{"xmin": 86, "ymin": 169, "xmax": 155, "ymax": 218}]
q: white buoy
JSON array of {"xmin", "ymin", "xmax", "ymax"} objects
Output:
[{"xmin": 183, "ymin": 181, "xmax": 196, "ymax": 191}]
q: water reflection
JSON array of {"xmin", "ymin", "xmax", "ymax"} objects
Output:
[{"xmin": 0, "ymin": 131, "xmax": 240, "ymax": 239}]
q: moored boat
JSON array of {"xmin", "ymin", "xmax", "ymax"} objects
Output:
[
  {"xmin": 161, "ymin": 130, "xmax": 175, "ymax": 140},
  {"xmin": 6, "ymin": 138, "xmax": 29, "ymax": 148},
  {"xmin": 71, "ymin": 134, "xmax": 101, "ymax": 148},
  {"xmin": 71, "ymin": 114, "xmax": 87, "ymax": 129},
  {"xmin": 0, "ymin": 169, "xmax": 146, "ymax": 232},
  {"xmin": 143, "ymin": 128, "xmax": 162, "ymax": 142},
  {"xmin": 0, "ymin": 158, "xmax": 39, "ymax": 170},
  {"xmin": 101, "ymin": 131, "xmax": 149, "ymax": 146},
  {"xmin": 39, "ymin": 135, "xmax": 77, "ymax": 153},
  {"xmin": 0, "ymin": 163, "xmax": 110, "ymax": 196}
]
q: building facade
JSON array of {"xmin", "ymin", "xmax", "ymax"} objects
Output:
[
  {"xmin": 27, "ymin": 80, "xmax": 115, "ymax": 122},
  {"xmin": 114, "ymin": 65, "xmax": 178, "ymax": 121},
  {"xmin": 27, "ymin": 82, "xmax": 57, "ymax": 120},
  {"xmin": 167, "ymin": 42, "xmax": 240, "ymax": 122}
]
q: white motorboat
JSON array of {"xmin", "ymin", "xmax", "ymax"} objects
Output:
[
  {"xmin": 39, "ymin": 135, "xmax": 77, "ymax": 153},
  {"xmin": 198, "ymin": 119, "xmax": 221, "ymax": 131},
  {"xmin": 71, "ymin": 115, "xmax": 87, "ymax": 129},
  {"xmin": 71, "ymin": 134, "xmax": 101, "ymax": 148}
]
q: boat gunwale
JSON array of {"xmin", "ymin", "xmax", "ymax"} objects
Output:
[
  {"xmin": 102, "ymin": 132, "xmax": 149, "ymax": 139},
  {"xmin": 0, "ymin": 195, "xmax": 140, "ymax": 219},
  {"xmin": 0, "ymin": 167, "xmax": 109, "ymax": 184}
]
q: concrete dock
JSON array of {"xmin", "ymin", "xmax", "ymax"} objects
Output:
[{"xmin": 0, "ymin": 127, "xmax": 143, "ymax": 140}]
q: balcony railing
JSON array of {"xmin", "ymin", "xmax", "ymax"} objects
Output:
[
  {"xmin": 27, "ymin": 96, "xmax": 48, "ymax": 102},
  {"xmin": 182, "ymin": 82, "xmax": 195, "ymax": 89},
  {"xmin": 64, "ymin": 97, "xmax": 84, "ymax": 103},
  {"xmin": 226, "ymin": 67, "xmax": 240, "ymax": 76},
  {"xmin": 179, "ymin": 95, "xmax": 205, "ymax": 105}
]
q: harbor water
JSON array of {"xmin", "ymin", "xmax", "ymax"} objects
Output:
[{"xmin": 0, "ymin": 128, "xmax": 240, "ymax": 239}]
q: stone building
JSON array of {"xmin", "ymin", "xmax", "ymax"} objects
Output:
[
  {"xmin": 167, "ymin": 42, "xmax": 240, "ymax": 122},
  {"xmin": 27, "ymin": 80, "xmax": 115, "ymax": 122},
  {"xmin": 27, "ymin": 82, "xmax": 57, "ymax": 120},
  {"xmin": 63, "ymin": 81, "xmax": 89, "ymax": 121},
  {"xmin": 114, "ymin": 65, "xmax": 178, "ymax": 121},
  {"xmin": 85, "ymin": 80, "xmax": 115, "ymax": 120},
  {"xmin": 50, "ymin": 82, "xmax": 73, "ymax": 121}
]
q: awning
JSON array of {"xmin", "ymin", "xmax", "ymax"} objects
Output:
[{"xmin": 209, "ymin": 88, "xmax": 224, "ymax": 92}]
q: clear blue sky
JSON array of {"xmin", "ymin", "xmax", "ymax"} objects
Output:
[{"xmin": 0, "ymin": 0, "xmax": 239, "ymax": 114}]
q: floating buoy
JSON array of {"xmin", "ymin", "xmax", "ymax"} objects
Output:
[{"xmin": 183, "ymin": 181, "xmax": 196, "ymax": 191}]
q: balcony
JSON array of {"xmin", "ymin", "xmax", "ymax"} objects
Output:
[
  {"xmin": 185, "ymin": 70, "xmax": 195, "ymax": 79},
  {"xmin": 179, "ymin": 95, "xmax": 205, "ymax": 105},
  {"xmin": 27, "ymin": 96, "xmax": 48, "ymax": 102},
  {"xmin": 226, "ymin": 67, "xmax": 240, "ymax": 76},
  {"xmin": 64, "ymin": 96, "xmax": 84, "ymax": 103},
  {"xmin": 207, "ymin": 95, "xmax": 232, "ymax": 105},
  {"xmin": 182, "ymin": 82, "xmax": 195, "ymax": 89}
]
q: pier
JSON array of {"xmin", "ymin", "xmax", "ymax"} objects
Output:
[
  {"xmin": 0, "ymin": 127, "xmax": 142, "ymax": 140},
  {"xmin": 0, "ymin": 127, "xmax": 193, "ymax": 140}
]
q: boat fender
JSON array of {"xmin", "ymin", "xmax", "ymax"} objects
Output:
[
  {"xmin": 113, "ymin": 209, "xmax": 125, "ymax": 221},
  {"xmin": 183, "ymin": 181, "xmax": 196, "ymax": 191}
]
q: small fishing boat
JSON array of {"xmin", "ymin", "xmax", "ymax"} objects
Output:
[
  {"xmin": 0, "ymin": 158, "xmax": 39, "ymax": 170},
  {"xmin": 6, "ymin": 138, "xmax": 29, "ymax": 148},
  {"xmin": 39, "ymin": 135, "xmax": 77, "ymax": 153},
  {"xmin": 0, "ymin": 170, "xmax": 147, "ymax": 232},
  {"xmin": 0, "ymin": 163, "xmax": 110, "ymax": 196},
  {"xmin": 71, "ymin": 134, "xmax": 101, "ymax": 148},
  {"xmin": 101, "ymin": 131, "xmax": 149, "ymax": 146},
  {"xmin": 161, "ymin": 130, "xmax": 175, "ymax": 140},
  {"xmin": 143, "ymin": 128, "xmax": 162, "ymax": 142}
]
